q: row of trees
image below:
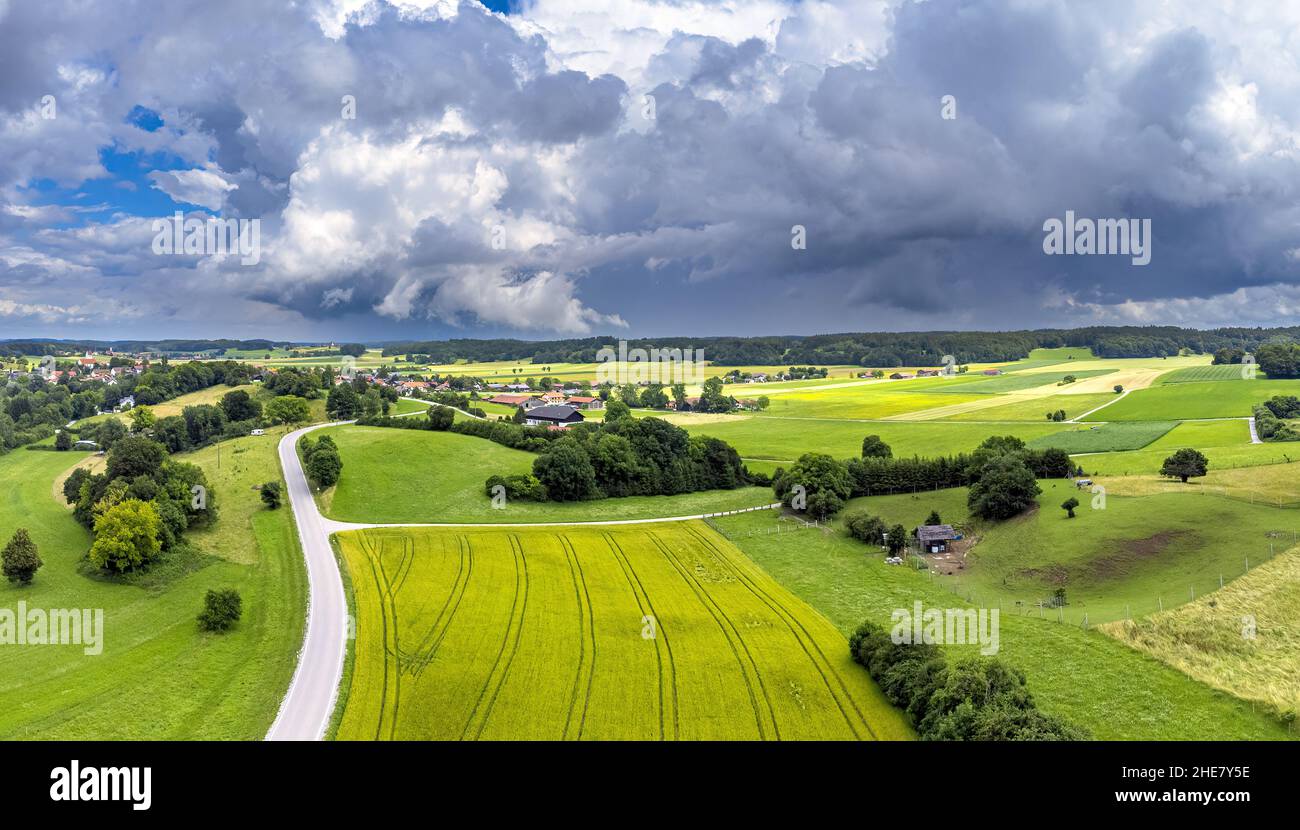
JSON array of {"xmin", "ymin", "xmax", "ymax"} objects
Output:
[
  {"xmin": 849, "ymin": 621, "xmax": 1089, "ymax": 740},
  {"xmin": 773, "ymin": 436, "xmax": 1070, "ymax": 521}
]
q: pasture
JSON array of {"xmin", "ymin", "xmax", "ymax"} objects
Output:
[
  {"xmin": 942, "ymin": 481, "xmax": 1298, "ymax": 624},
  {"xmin": 1157, "ymin": 364, "xmax": 1252, "ymax": 384},
  {"xmin": 1099, "ymin": 379, "xmax": 1300, "ymax": 421},
  {"xmin": 939, "ymin": 392, "xmax": 1118, "ymax": 422},
  {"xmin": 1026, "ymin": 421, "xmax": 1176, "ymax": 453},
  {"xmin": 713, "ymin": 509, "xmax": 1291, "ymax": 740},
  {"xmin": 0, "ymin": 435, "xmax": 305, "ymax": 739},
  {"xmin": 667, "ymin": 415, "xmax": 1075, "ymax": 464},
  {"xmin": 333, "ymin": 523, "xmax": 912, "ymax": 740},
  {"xmin": 1100, "ymin": 547, "xmax": 1300, "ymax": 719},
  {"xmin": 315, "ymin": 426, "xmax": 773, "ymax": 524}
]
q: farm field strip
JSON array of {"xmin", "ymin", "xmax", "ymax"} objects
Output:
[{"xmin": 334, "ymin": 524, "xmax": 912, "ymax": 740}]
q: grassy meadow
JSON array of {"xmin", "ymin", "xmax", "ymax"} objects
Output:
[
  {"xmin": 314, "ymin": 425, "xmax": 773, "ymax": 524},
  {"xmin": 1100, "ymin": 547, "xmax": 1300, "ymax": 719},
  {"xmin": 0, "ymin": 435, "xmax": 305, "ymax": 739},
  {"xmin": 713, "ymin": 509, "xmax": 1292, "ymax": 740}
]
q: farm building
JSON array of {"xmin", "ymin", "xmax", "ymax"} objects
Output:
[
  {"xmin": 890, "ymin": 372, "xmax": 914, "ymax": 380},
  {"xmin": 524, "ymin": 405, "xmax": 585, "ymax": 428},
  {"xmin": 916, "ymin": 524, "xmax": 960, "ymax": 554},
  {"xmin": 566, "ymin": 395, "xmax": 604, "ymax": 410},
  {"xmin": 982, "ymin": 368, "xmax": 1003, "ymax": 375}
]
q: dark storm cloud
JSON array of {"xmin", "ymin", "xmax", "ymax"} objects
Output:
[{"xmin": 3, "ymin": 0, "xmax": 1300, "ymax": 339}]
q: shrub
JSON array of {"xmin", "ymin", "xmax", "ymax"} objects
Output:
[
  {"xmin": 260, "ymin": 481, "xmax": 283, "ymax": 509},
  {"xmin": 2, "ymin": 528, "xmax": 42, "ymax": 585},
  {"xmin": 844, "ymin": 511, "xmax": 886, "ymax": 545},
  {"xmin": 197, "ymin": 588, "xmax": 243, "ymax": 632}
]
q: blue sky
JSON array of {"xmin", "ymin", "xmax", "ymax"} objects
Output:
[{"xmin": 2, "ymin": 0, "xmax": 1299, "ymax": 340}]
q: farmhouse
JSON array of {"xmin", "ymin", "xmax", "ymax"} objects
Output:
[
  {"xmin": 916, "ymin": 369, "xmax": 940, "ymax": 377},
  {"xmin": 487, "ymin": 394, "xmax": 532, "ymax": 407},
  {"xmin": 890, "ymin": 372, "xmax": 914, "ymax": 380},
  {"xmin": 916, "ymin": 524, "xmax": 960, "ymax": 554},
  {"xmin": 524, "ymin": 404, "xmax": 585, "ymax": 428},
  {"xmin": 566, "ymin": 395, "xmax": 604, "ymax": 410}
]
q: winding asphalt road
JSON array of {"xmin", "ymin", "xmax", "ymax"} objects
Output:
[{"xmin": 265, "ymin": 405, "xmax": 777, "ymax": 740}]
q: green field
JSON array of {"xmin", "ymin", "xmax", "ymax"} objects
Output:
[
  {"xmin": 1157, "ymin": 364, "xmax": 1253, "ymax": 384},
  {"xmin": 670, "ymin": 415, "xmax": 1074, "ymax": 464},
  {"xmin": 1099, "ymin": 379, "xmax": 1300, "ymax": 421},
  {"xmin": 334, "ymin": 523, "xmax": 913, "ymax": 740},
  {"xmin": 1143, "ymin": 419, "xmax": 1251, "ymax": 450},
  {"xmin": 924, "ymin": 369, "xmax": 1115, "ymax": 395},
  {"xmin": 752, "ymin": 385, "xmax": 988, "ymax": 420},
  {"xmin": 713, "ymin": 509, "xmax": 1291, "ymax": 740},
  {"xmin": 1077, "ymin": 441, "xmax": 1300, "ymax": 477},
  {"xmin": 942, "ymin": 392, "xmax": 1118, "ymax": 422},
  {"xmin": 0, "ymin": 435, "xmax": 305, "ymax": 739},
  {"xmin": 1100, "ymin": 547, "xmax": 1300, "ymax": 718},
  {"xmin": 1027, "ymin": 421, "xmax": 1176, "ymax": 453},
  {"xmin": 934, "ymin": 481, "xmax": 1298, "ymax": 623},
  {"xmin": 316, "ymin": 426, "xmax": 773, "ymax": 524}
]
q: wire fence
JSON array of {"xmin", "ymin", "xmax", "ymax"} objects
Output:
[
  {"xmin": 704, "ymin": 509, "xmax": 831, "ymax": 540},
  {"xmin": 928, "ymin": 531, "xmax": 1300, "ymax": 629}
]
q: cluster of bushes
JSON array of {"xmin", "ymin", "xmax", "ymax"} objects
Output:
[
  {"xmin": 484, "ymin": 473, "xmax": 545, "ymax": 501},
  {"xmin": 1253, "ymin": 343, "xmax": 1300, "ymax": 378},
  {"xmin": 62, "ymin": 436, "xmax": 215, "ymax": 572},
  {"xmin": 849, "ymin": 621, "xmax": 1089, "ymax": 741},
  {"xmin": 325, "ymin": 378, "xmax": 399, "ymax": 419},
  {"xmin": 483, "ymin": 413, "xmax": 749, "ymax": 502},
  {"xmin": 845, "ymin": 512, "xmax": 907, "ymax": 554},
  {"xmin": 773, "ymin": 436, "xmax": 1066, "ymax": 521},
  {"xmin": 299, "ymin": 434, "xmax": 342, "ymax": 488},
  {"xmin": 1254, "ymin": 395, "xmax": 1300, "ymax": 441}
]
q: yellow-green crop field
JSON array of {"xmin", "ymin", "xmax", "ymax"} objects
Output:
[{"xmin": 335, "ymin": 523, "xmax": 913, "ymax": 741}]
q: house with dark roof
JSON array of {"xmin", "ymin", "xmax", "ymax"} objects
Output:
[
  {"xmin": 524, "ymin": 404, "xmax": 585, "ymax": 428},
  {"xmin": 916, "ymin": 524, "xmax": 960, "ymax": 553}
]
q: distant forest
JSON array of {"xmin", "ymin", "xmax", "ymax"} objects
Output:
[
  {"xmin": 4, "ymin": 326, "xmax": 1300, "ymax": 368},
  {"xmin": 379, "ymin": 326, "xmax": 1300, "ymax": 367}
]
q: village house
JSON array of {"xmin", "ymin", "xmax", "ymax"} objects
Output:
[
  {"xmin": 566, "ymin": 395, "xmax": 604, "ymax": 410},
  {"xmin": 524, "ymin": 404, "xmax": 585, "ymax": 428}
]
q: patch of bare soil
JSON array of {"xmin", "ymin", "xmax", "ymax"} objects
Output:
[{"xmin": 1085, "ymin": 529, "xmax": 1197, "ymax": 581}]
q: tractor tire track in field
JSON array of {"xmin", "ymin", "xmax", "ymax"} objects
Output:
[
  {"xmin": 646, "ymin": 532, "xmax": 779, "ymax": 741},
  {"xmin": 407, "ymin": 535, "xmax": 474, "ymax": 679},
  {"xmin": 681, "ymin": 524, "xmax": 879, "ymax": 740},
  {"xmin": 358, "ymin": 531, "xmax": 400, "ymax": 741},
  {"xmin": 602, "ymin": 533, "xmax": 680, "ymax": 740},
  {"xmin": 460, "ymin": 534, "xmax": 529, "ymax": 741},
  {"xmin": 560, "ymin": 535, "xmax": 596, "ymax": 741}
]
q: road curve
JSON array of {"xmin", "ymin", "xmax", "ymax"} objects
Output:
[
  {"xmin": 266, "ymin": 409, "xmax": 779, "ymax": 740},
  {"xmin": 265, "ymin": 421, "xmax": 353, "ymax": 741}
]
